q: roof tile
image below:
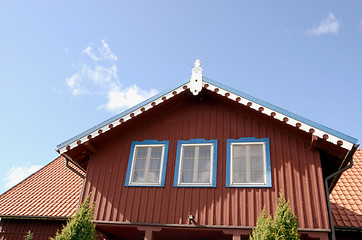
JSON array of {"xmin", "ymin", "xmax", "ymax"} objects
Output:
[
  {"xmin": 330, "ymin": 149, "xmax": 362, "ymax": 228},
  {"xmin": 0, "ymin": 156, "xmax": 83, "ymax": 218}
]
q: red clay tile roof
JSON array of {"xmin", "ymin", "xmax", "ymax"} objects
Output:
[
  {"xmin": 0, "ymin": 156, "xmax": 83, "ymax": 218},
  {"xmin": 330, "ymin": 149, "xmax": 362, "ymax": 229}
]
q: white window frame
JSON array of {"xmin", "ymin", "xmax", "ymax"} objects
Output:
[
  {"xmin": 226, "ymin": 138, "xmax": 272, "ymax": 188},
  {"xmin": 230, "ymin": 142, "xmax": 266, "ymax": 186},
  {"xmin": 174, "ymin": 139, "xmax": 218, "ymax": 187},
  {"xmin": 125, "ymin": 140, "xmax": 169, "ymax": 187}
]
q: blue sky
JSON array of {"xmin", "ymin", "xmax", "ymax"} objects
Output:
[{"xmin": 1, "ymin": 1, "xmax": 362, "ymax": 194}]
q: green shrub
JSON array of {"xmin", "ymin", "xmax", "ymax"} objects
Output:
[
  {"xmin": 50, "ymin": 195, "xmax": 96, "ymax": 240},
  {"xmin": 250, "ymin": 193, "xmax": 300, "ymax": 240},
  {"xmin": 24, "ymin": 230, "xmax": 33, "ymax": 240}
]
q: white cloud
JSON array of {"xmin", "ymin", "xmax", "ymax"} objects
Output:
[
  {"xmin": 4, "ymin": 165, "xmax": 42, "ymax": 189},
  {"xmin": 307, "ymin": 12, "xmax": 340, "ymax": 36},
  {"xmin": 83, "ymin": 39, "xmax": 118, "ymax": 61},
  {"xmin": 66, "ymin": 63, "xmax": 118, "ymax": 96},
  {"xmin": 100, "ymin": 84, "xmax": 158, "ymax": 112},
  {"xmin": 99, "ymin": 39, "xmax": 118, "ymax": 61},
  {"xmin": 66, "ymin": 39, "xmax": 158, "ymax": 112},
  {"xmin": 87, "ymin": 65, "xmax": 118, "ymax": 86},
  {"xmin": 83, "ymin": 45, "xmax": 100, "ymax": 61},
  {"xmin": 66, "ymin": 71, "xmax": 90, "ymax": 95}
]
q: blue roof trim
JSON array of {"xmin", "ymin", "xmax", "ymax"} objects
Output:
[
  {"xmin": 57, "ymin": 75, "xmax": 357, "ymax": 151},
  {"xmin": 203, "ymin": 77, "xmax": 358, "ymax": 144},
  {"xmin": 56, "ymin": 78, "xmax": 190, "ymax": 150}
]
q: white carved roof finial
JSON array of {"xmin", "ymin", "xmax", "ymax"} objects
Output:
[{"xmin": 190, "ymin": 59, "xmax": 203, "ymax": 95}]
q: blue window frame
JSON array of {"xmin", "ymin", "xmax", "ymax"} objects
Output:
[
  {"xmin": 226, "ymin": 137, "xmax": 272, "ymax": 187},
  {"xmin": 173, "ymin": 139, "xmax": 217, "ymax": 187},
  {"xmin": 125, "ymin": 140, "xmax": 169, "ymax": 187}
]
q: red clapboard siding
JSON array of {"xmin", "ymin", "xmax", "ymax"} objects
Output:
[
  {"xmin": 81, "ymin": 91, "xmax": 330, "ymax": 230},
  {"xmin": 0, "ymin": 219, "xmax": 64, "ymax": 240}
]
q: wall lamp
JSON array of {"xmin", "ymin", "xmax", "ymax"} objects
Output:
[{"xmin": 188, "ymin": 214, "xmax": 195, "ymax": 224}]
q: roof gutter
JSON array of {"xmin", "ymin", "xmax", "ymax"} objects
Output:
[
  {"xmin": 324, "ymin": 144, "xmax": 358, "ymax": 240},
  {"xmin": 0, "ymin": 215, "xmax": 69, "ymax": 220},
  {"xmin": 61, "ymin": 153, "xmax": 86, "ymax": 179},
  {"xmin": 334, "ymin": 226, "xmax": 362, "ymax": 232},
  {"xmin": 61, "ymin": 153, "xmax": 87, "ymax": 206}
]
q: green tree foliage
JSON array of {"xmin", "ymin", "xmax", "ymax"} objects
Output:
[
  {"xmin": 249, "ymin": 193, "xmax": 300, "ymax": 240},
  {"xmin": 24, "ymin": 230, "xmax": 33, "ymax": 240},
  {"xmin": 50, "ymin": 195, "xmax": 96, "ymax": 240}
]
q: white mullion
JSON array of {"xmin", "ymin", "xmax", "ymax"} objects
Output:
[
  {"xmin": 144, "ymin": 147, "xmax": 152, "ymax": 182},
  {"xmin": 245, "ymin": 145, "xmax": 251, "ymax": 183},
  {"xmin": 209, "ymin": 145, "xmax": 213, "ymax": 183},
  {"xmin": 193, "ymin": 146, "xmax": 200, "ymax": 183},
  {"xmin": 179, "ymin": 146, "xmax": 188, "ymax": 185},
  {"xmin": 230, "ymin": 145, "xmax": 234, "ymax": 184},
  {"xmin": 263, "ymin": 143, "xmax": 266, "ymax": 184}
]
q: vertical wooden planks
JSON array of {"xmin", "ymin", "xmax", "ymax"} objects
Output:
[{"xmin": 82, "ymin": 93, "xmax": 330, "ymax": 230}]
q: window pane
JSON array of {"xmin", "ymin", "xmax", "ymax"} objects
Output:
[
  {"xmin": 250, "ymin": 144, "xmax": 263, "ymax": 160},
  {"xmin": 180, "ymin": 146, "xmax": 195, "ymax": 183},
  {"xmin": 233, "ymin": 170, "xmax": 246, "ymax": 183},
  {"xmin": 251, "ymin": 158, "xmax": 264, "ymax": 169},
  {"xmin": 251, "ymin": 170, "xmax": 264, "ymax": 183},
  {"xmin": 233, "ymin": 145, "xmax": 246, "ymax": 159},
  {"xmin": 183, "ymin": 147, "xmax": 195, "ymax": 158},
  {"xmin": 134, "ymin": 159, "xmax": 146, "ymax": 170},
  {"xmin": 250, "ymin": 144, "xmax": 264, "ymax": 171},
  {"xmin": 233, "ymin": 157, "xmax": 246, "ymax": 170},
  {"xmin": 233, "ymin": 145, "xmax": 247, "ymax": 170},
  {"xmin": 135, "ymin": 147, "xmax": 148, "ymax": 159},
  {"xmin": 133, "ymin": 171, "xmax": 145, "ymax": 182},
  {"xmin": 198, "ymin": 158, "xmax": 210, "ymax": 170},
  {"xmin": 147, "ymin": 171, "xmax": 160, "ymax": 183},
  {"xmin": 151, "ymin": 147, "xmax": 163, "ymax": 159},
  {"xmin": 199, "ymin": 146, "xmax": 211, "ymax": 158},
  {"xmin": 198, "ymin": 170, "xmax": 210, "ymax": 183},
  {"xmin": 183, "ymin": 159, "xmax": 194, "ymax": 170},
  {"xmin": 149, "ymin": 159, "xmax": 161, "ymax": 170},
  {"xmin": 181, "ymin": 171, "xmax": 193, "ymax": 183}
]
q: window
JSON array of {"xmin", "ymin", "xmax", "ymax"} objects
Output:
[
  {"xmin": 226, "ymin": 138, "xmax": 271, "ymax": 187},
  {"xmin": 125, "ymin": 140, "xmax": 169, "ymax": 187},
  {"xmin": 174, "ymin": 139, "xmax": 217, "ymax": 187}
]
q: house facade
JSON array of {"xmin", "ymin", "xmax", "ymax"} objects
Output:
[
  {"xmin": 55, "ymin": 61, "xmax": 358, "ymax": 240},
  {"xmin": 0, "ymin": 61, "xmax": 360, "ymax": 240}
]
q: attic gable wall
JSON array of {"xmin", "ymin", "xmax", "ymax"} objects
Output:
[{"xmin": 81, "ymin": 92, "xmax": 330, "ymax": 230}]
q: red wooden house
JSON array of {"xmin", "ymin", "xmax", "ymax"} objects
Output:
[{"xmin": 0, "ymin": 60, "xmax": 360, "ymax": 240}]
